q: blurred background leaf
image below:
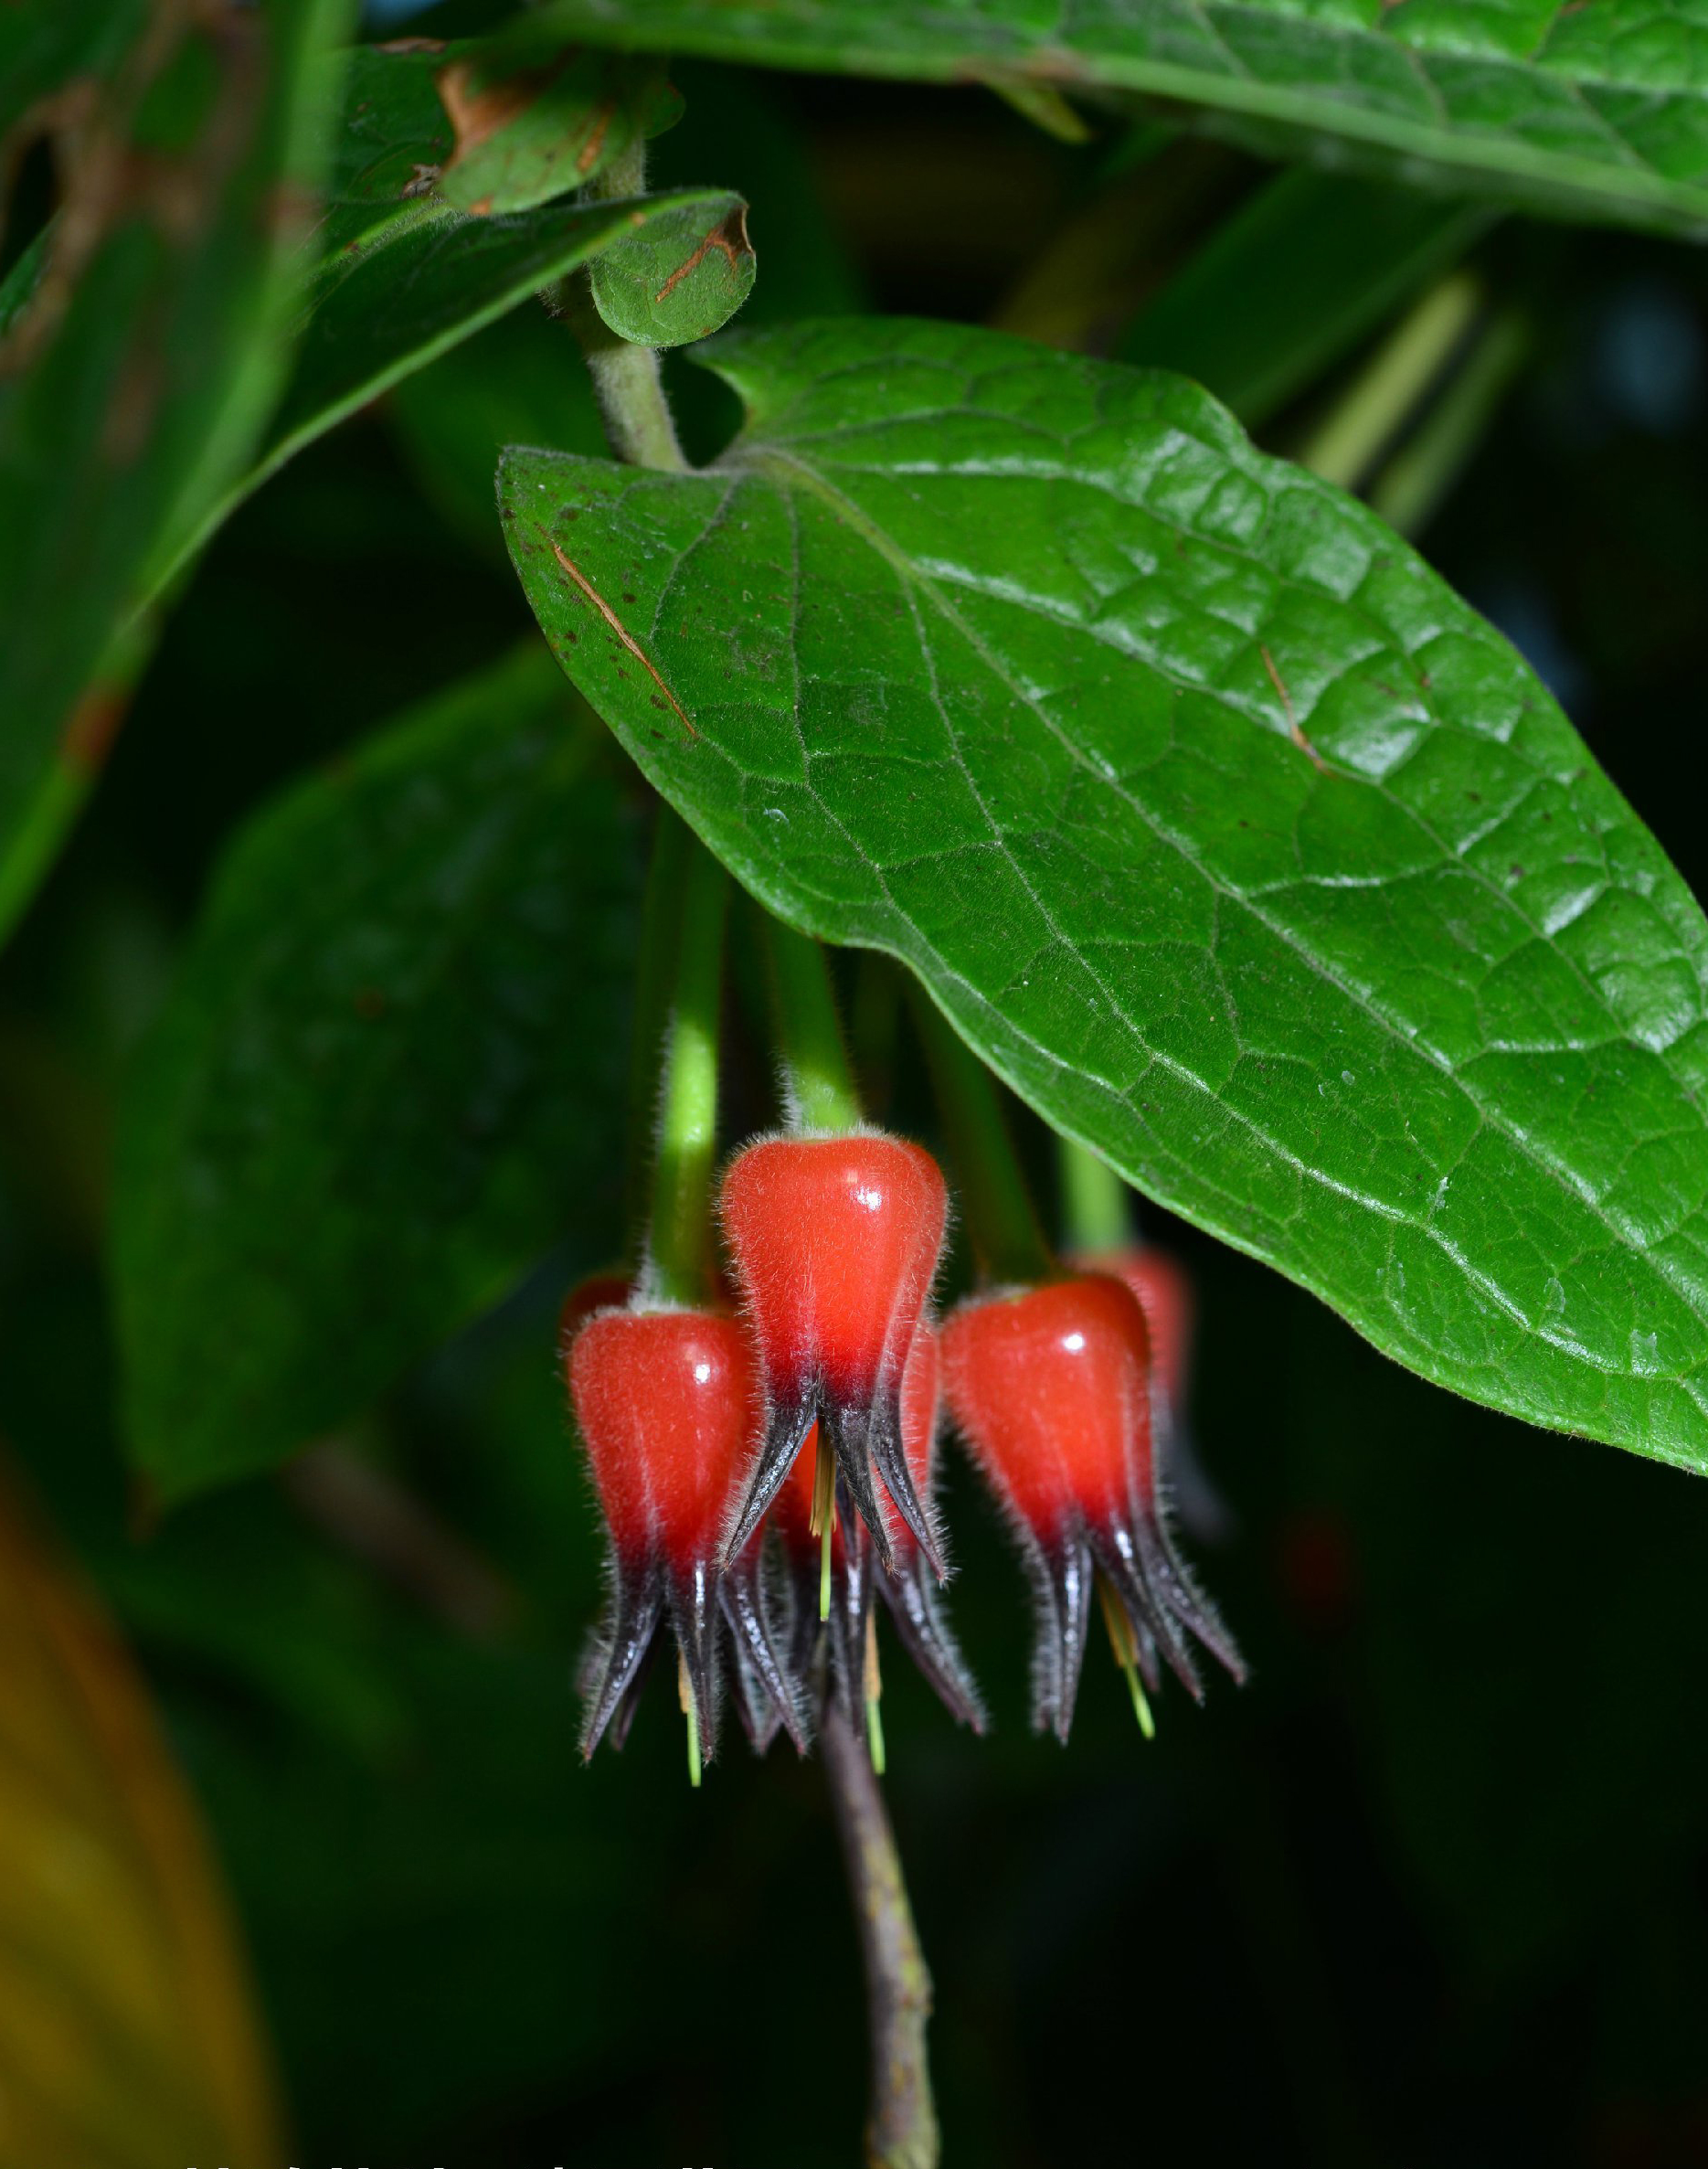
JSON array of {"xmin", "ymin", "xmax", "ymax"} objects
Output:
[
  {"xmin": 112, "ymin": 644, "xmax": 644, "ymax": 1500},
  {"xmin": 0, "ymin": 1451, "xmax": 280, "ymax": 2168},
  {"xmin": 0, "ymin": 0, "xmax": 356, "ymax": 946}
]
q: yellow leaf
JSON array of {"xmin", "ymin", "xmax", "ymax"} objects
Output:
[{"xmin": 0, "ymin": 1455, "xmax": 281, "ymax": 2167}]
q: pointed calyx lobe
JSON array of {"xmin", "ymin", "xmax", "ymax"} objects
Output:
[
  {"xmin": 943, "ymin": 1271, "xmax": 1242, "ymax": 1741},
  {"xmin": 568, "ymin": 1305, "xmax": 799, "ymax": 1763},
  {"xmin": 876, "ymin": 1324, "xmax": 985, "ymax": 1732},
  {"xmin": 769, "ymin": 1326, "xmax": 984, "ymax": 1737},
  {"xmin": 719, "ymin": 1132, "xmax": 949, "ymax": 1575}
]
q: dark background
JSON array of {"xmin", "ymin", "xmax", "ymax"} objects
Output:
[{"xmin": 5, "ymin": 32, "xmax": 1708, "ymax": 2169}]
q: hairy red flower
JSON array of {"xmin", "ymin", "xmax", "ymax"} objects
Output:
[
  {"xmin": 942, "ymin": 1272, "xmax": 1241, "ymax": 1740},
  {"xmin": 1073, "ymin": 1246, "xmax": 1193, "ymax": 1416},
  {"xmin": 568, "ymin": 1305, "xmax": 801, "ymax": 1767},
  {"xmin": 719, "ymin": 1131, "xmax": 948, "ymax": 1574}
]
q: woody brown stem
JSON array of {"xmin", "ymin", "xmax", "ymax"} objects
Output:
[{"xmin": 821, "ymin": 1702, "xmax": 939, "ymax": 2169}]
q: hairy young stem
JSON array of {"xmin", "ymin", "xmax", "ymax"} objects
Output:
[
  {"xmin": 763, "ymin": 914, "xmax": 863, "ymax": 1132},
  {"xmin": 908, "ymin": 991, "xmax": 1052, "ymax": 1285},
  {"xmin": 623, "ymin": 805, "xmax": 692, "ymax": 1260},
  {"xmin": 640, "ymin": 813, "xmax": 728, "ymax": 1308},
  {"xmin": 821, "ymin": 1702, "xmax": 939, "ymax": 2169},
  {"xmin": 1058, "ymin": 1133, "xmax": 1131, "ymax": 1254}
]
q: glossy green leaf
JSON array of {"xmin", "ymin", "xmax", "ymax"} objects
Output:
[
  {"xmin": 114, "ymin": 646, "xmax": 642, "ymax": 1502},
  {"xmin": 589, "ymin": 191, "xmax": 755, "ymax": 346},
  {"xmin": 501, "ymin": 316, "xmax": 1708, "ymax": 1472},
  {"xmin": 534, "ymin": 0, "xmax": 1708, "ymax": 238},
  {"xmin": 0, "ymin": 0, "xmax": 354, "ymax": 944}
]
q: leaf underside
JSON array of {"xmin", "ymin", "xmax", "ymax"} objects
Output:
[
  {"xmin": 534, "ymin": 0, "xmax": 1708, "ymax": 237},
  {"xmin": 500, "ymin": 316, "xmax": 1708, "ymax": 1472}
]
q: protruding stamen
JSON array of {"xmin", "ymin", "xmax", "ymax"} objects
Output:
[
  {"xmin": 1098, "ymin": 1570, "xmax": 1155, "ymax": 1742},
  {"xmin": 864, "ymin": 1610, "xmax": 886, "ymax": 1773},
  {"xmin": 811, "ymin": 1420, "xmax": 836, "ymax": 1621},
  {"xmin": 678, "ymin": 1648, "xmax": 703, "ymax": 1787}
]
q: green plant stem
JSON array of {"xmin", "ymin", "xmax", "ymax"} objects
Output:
[
  {"xmin": 566, "ymin": 137, "xmax": 685, "ymax": 473},
  {"xmin": 1058, "ymin": 1133, "xmax": 1131, "ymax": 1255},
  {"xmin": 639, "ymin": 818, "xmax": 728, "ymax": 1308},
  {"xmin": 1368, "ymin": 306, "xmax": 1530, "ymax": 539},
  {"xmin": 1295, "ymin": 270, "xmax": 1482, "ymax": 492},
  {"xmin": 822, "ymin": 1701, "xmax": 939, "ymax": 2169},
  {"xmin": 763, "ymin": 914, "xmax": 863, "ymax": 1132},
  {"xmin": 623, "ymin": 805, "xmax": 692, "ymax": 1264},
  {"xmin": 907, "ymin": 990, "xmax": 1052, "ymax": 1286}
]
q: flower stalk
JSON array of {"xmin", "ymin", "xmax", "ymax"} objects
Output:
[
  {"xmin": 568, "ymin": 197, "xmax": 939, "ymax": 2160},
  {"xmin": 822, "ymin": 1701, "xmax": 939, "ymax": 2169},
  {"xmin": 640, "ymin": 819, "xmax": 728, "ymax": 1309},
  {"xmin": 764, "ymin": 913, "xmax": 864, "ymax": 1132}
]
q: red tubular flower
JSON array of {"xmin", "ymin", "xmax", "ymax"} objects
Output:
[
  {"xmin": 1073, "ymin": 1247, "xmax": 1193, "ymax": 1416},
  {"xmin": 558, "ymin": 1270, "xmax": 634, "ymax": 1349},
  {"xmin": 1073, "ymin": 1243, "xmax": 1232, "ymax": 1545},
  {"xmin": 718, "ymin": 1131, "xmax": 949, "ymax": 1574},
  {"xmin": 568, "ymin": 1305, "xmax": 803, "ymax": 1768},
  {"xmin": 942, "ymin": 1272, "xmax": 1242, "ymax": 1741}
]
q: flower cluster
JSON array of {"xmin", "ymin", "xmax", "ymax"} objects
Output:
[{"xmin": 566, "ymin": 1129, "xmax": 1240, "ymax": 1776}]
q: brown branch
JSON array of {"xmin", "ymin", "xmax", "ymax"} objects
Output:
[{"xmin": 821, "ymin": 1703, "xmax": 939, "ymax": 2169}]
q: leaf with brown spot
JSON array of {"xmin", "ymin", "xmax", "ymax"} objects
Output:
[
  {"xmin": 588, "ymin": 189, "xmax": 754, "ymax": 347},
  {"xmin": 315, "ymin": 27, "xmax": 678, "ymax": 247}
]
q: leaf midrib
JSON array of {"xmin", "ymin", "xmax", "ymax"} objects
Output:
[
  {"xmin": 543, "ymin": 2, "xmax": 1708, "ymax": 219},
  {"xmin": 715, "ymin": 439, "xmax": 1708, "ymax": 1390}
]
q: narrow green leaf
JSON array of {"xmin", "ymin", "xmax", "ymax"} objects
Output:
[
  {"xmin": 532, "ymin": 0, "xmax": 1708, "ymax": 239},
  {"xmin": 171, "ymin": 186, "xmax": 748, "ymax": 576},
  {"xmin": 499, "ymin": 317, "xmax": 1708, "ymax": 1473},
  {"xmin": 114, "ymin": 647, "xmax": 642, "ymax": 1502},
  {"xmin": 0, "ymin": 0, "xmax": 355, "ymax": 944},
  {"xmin": 589, "ymin": 191, "xmax": 755, "ymax": 346}
]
